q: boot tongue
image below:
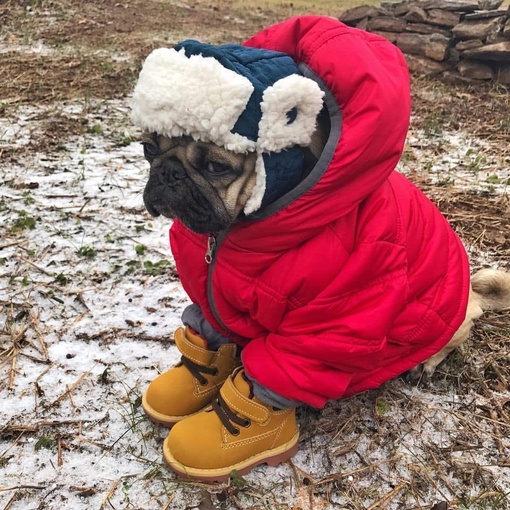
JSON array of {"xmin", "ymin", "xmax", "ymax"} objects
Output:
[
  {"xmin": 232, "ymin": 370, "xmax": 254, "ymax": 399},
  {"xmin": 185, "ymin": 327, "xmax": 208, "ymax": 349}
]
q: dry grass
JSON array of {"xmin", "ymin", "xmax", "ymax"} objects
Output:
[{"xmin": 231, "ymin": 0, "xmax": 381, "ymax": 15}]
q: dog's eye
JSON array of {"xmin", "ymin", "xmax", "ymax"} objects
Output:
[
  {"xmin": 206, "ymin": 161, "xmax": 230, "ymax": 176},
  {"xmin": 142, "ymin": 142, "xmax": 158, "ymax": 163}
]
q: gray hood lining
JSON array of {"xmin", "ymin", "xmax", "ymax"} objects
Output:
[{"xmin": 246, "ymin": 63, "xmax": 342, "ymax": 222}]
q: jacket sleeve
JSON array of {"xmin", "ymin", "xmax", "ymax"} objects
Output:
[{"xmin": 241, "ymin": 241, "xmax": 409, "ymax": 408}]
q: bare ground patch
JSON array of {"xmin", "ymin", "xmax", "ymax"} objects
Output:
[{"xmin": 1, "ymin": 51, "xmax": 137, "ymax": 105}]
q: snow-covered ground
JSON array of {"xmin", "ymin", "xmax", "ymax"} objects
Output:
[
  {"xmin": 1, "ymin": 99, "xmax": 509, "ymax": 509},
  {"xmin": 404, "ymin": 128, "xmax": 509, "ymax": 193}
]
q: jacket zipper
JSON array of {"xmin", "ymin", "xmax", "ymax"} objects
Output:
[
  {"xmin": 205, "ymin": 230, "xmax": 230, "ymax": 332},
  {"xmin": 205, "ymin": 235, "xmax": 216, "ymax": 264}
]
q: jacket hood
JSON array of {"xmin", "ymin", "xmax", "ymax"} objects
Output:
[{"xmin": 240, "ymin": 16, "xmax": 411, "ymax": 242}]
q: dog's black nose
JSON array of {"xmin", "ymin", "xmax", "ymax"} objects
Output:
[{"xmin": 160, "ymin": 158, "xmax": 187, "ymax": 182}]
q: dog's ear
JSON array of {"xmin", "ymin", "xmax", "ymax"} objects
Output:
[
  {"xmin": 309, "ymin": 107, "xmax": 330, "ymax": 160},
  {"xmin": 301, "ymin": 107, "xmax": 330, "ymax": 173}
]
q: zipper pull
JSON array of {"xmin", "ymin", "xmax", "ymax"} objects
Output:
[{"xmin": 205, "ymin": 235, "xmax": 216, "ymax": 264}]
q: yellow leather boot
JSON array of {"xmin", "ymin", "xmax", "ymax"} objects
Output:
[
  {"xmin": 163, "ymin": 368, "xmax": 299, "ymax": 482},
  {"xmin": 142, "ymin": 326, "xmax": 240, "ymax": 427}
]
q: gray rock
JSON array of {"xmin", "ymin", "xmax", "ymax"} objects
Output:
[
  {"xmin": 371, "ymin": 30, "xmax": 400, "ymax": 43},
  {"xmin": 452, "ymin": 16, "xmax": 505, "ymax": 39},
  {"xmin": 463, "ymin": 40, "xmax": 510, "ymax": 60},
  {"xmin": 397, "ymin": 32, "xmax": 451, "ymax": 61},
  {"xmin": 463, "ymin": 9, "xmax": 507, "ymax": 20},
  {"xmin": 394, "ymin": 1, "xmax": 415, "ymax": 16},
  {"xmin": 458, "ymin": 59, "xmax": 495, "ymax": 79},
  {"xmin": 455, "ymin": 38, "xmax": 484, "ymax": 50},
  {"xmin": 478, "ymin": 0, "xmax": 504, "ymax": 10},
  {"xmin": 404, "ymin": 6, "xmax": 428, "ymax": 23},
  {"xmin": 356, "ymin": 17, "xmax": 370, "ymax": 31},
  {"xmin": 427, "ymin": 9, "xmax": 462, "ymax": 27},
  {"xmin": 405, "ymin": 54, "xmax": 453, "ymax": 74},
  {"xmin": 422, "ymin": 0, "xmax": 479, "ymax": 12},
  {"xmin": 406, "ymin": 22, "xmax": 452, "ymax": 36},
  {"xmin": 441, "ymin": 70, "xmax": 484, "ymax": 83},
  {"xmin": 367, "ymin": 16, "xmax": 408, "ymax": 32},
  {"xmin": 486, "ymin": 32, "xmax": 508, "ymax": 43},
  {"xmin": 339, "ymin": 5, "xmax": 389, "ymax": 24}
]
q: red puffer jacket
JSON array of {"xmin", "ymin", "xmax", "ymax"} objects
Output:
[{"xmin": 169, "ymin": 16, "xmax": 470, "ymax": 408}]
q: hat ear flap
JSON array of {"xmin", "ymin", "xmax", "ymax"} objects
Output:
[
  {"xmin": 243, "ymin": 155, "xmax": 266, "ymax": 216},
  {"xmin": 243, "ymin": 147, "xmax": 306, "ymax": 216},
  {"xmin": 257, "ymin": 75, "xmax": 325, "ymax": 153}
]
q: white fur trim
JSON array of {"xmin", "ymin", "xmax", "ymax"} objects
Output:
[
  {"xmin": 243, "ymin": 75, "xmax": 324, "ymax": 214},
  {"xmin": 257, "ymin": 75, "xmax": 324, "ymax": 153},
  {"xmin": 243, "ymin": 155, "xmax": 266, "ymax": 215},
  {"xmin": 131, "ymin": 48, "xmax": 256, "ymax": 153}
]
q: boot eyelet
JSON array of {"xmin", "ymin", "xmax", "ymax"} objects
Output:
[
  {"xmin": 199, "ymin": 379, "xmax": 208, "ymax": 386},
  {"xmin": 243, "ymin": 419, "xmax": 251, "ymax": 428},
  {"xmin": 212, "ymin": 368, "xmax": 219, "ymax": 376},
  {"xmin": 232, "ymin": 428, "xmax": 240, "ymax": 436}
]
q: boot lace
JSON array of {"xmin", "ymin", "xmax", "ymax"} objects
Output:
[
  {"xmin": 180, "ymin": 356, "xmax": 218, "ymax": 386},
  {"xmin": 212, "ymin": 393, "xmax": 251, "ymax": 436}
]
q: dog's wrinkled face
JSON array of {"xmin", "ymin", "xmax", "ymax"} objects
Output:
[
  {"xmin": 142, "ymin": 110, "xmax": 329, "ymax": 234},
  {"xmin": 142, "ymin": 134, "xmax": 257, "ymax": 234}
]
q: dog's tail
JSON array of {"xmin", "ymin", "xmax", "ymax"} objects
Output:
[{"xmin": 471, "ymin": 268, "xmax": 510, "ymax": 311}]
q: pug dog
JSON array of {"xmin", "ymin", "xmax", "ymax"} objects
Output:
[
  {"xmin": 134, "ymin": 40, "xmax": 510, "ymax": 398},
  {"xmin": 141, "ymin": 110, "xmax": 330, "ymax": 234}
]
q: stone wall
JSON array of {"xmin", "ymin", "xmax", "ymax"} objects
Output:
[{"xmin": 339, "ymin": 0, "xmax": 510, "ymax": 83}]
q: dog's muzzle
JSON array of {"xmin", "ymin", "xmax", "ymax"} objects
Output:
[
  {"xmin": 143, "ymin": 158, "xmax": 230, "ymax": 234},
  {"xmin": 143, "ymin": 158, "xmax": 187, "ymax": 217}
]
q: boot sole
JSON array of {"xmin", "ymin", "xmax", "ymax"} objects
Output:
[
  {"xmin": 141, "ymin": 392, "xmax": 209, "ymax": 428},
  {"xmin": 162, "ymin": 432, "xmax": 299, "ymax": 483}
]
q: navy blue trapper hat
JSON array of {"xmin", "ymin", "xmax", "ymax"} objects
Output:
[{"xmin": 131, "ymin": 40, "xmax": 325, "ymax": 214}]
